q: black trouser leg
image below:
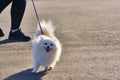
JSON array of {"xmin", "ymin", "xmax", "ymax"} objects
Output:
[
  {"xmin": 11, "ymin": 0, "xmax": 26, "ymax": 29},
  {"xmin": 0, "ymin": 0, "xmax": 12, "ymax": 13},
  {"xmin": 0, "ymin": 0, "xmax": 26, "ymax": 30},
  {"xmin": 0, "ymin": 0, "xmax": 12, "ymax": 36},
  {"xmin": 0, "ymin": 28, "xmax": 4, "ymax": 37}
]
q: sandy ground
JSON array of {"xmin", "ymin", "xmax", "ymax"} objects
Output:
[{"xmin": 1, "ymin": 0, "xmax": 120, "ymax": 80}]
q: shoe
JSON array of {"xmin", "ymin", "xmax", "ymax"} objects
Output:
[
  {"xmin": 8, "ymin": 29, "xmax": 31, "ymax": 41},
  {"xmin": 0, "ymin": 28, "xmax": 4, "ymax": 37}
]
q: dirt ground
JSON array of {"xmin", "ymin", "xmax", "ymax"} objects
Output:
[{"xmin": 1, "ymin": 0, "xmax": 120, "ymax": 80}]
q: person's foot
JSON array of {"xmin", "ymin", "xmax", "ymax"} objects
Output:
[
  {"xmin": 0, "ymin": 28, "xmax": 4, "ymax": 37},
  {"xmin": 8, "ymin": 29, "xmax": 31, "ymax": 41}
]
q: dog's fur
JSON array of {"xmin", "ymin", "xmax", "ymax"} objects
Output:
[{"xmin": 32, "ymin": 20, "xmax": 62, "ymax": 73}]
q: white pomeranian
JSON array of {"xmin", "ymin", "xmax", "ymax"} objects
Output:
[{"xmin": 32, "ymin": 20, "xmax": 62, "ymax": 73}]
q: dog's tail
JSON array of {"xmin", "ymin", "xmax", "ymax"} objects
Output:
[{"xmin": 35, "ymin": 20, "xmax": 55, "ymax": 37}]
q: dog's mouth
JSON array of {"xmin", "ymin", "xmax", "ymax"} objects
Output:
[{"xmin": 44, "ymin": 47, "xmax": 52, "ymax": 52}]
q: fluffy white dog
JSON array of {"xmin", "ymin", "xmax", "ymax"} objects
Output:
[{"xmin": 32, "ymin": 21, "xmax": 62, "ymax": 73}]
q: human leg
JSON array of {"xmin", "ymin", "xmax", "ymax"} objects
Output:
[
  {"xmin": 9, "ymin": 0, "xmax": 31, "ymax": 41},
  {"xmin": 10, "ymin": 0, "xmax": 26, "ymax": 29},
  {"xmin": 0, "ymin": 0, "xmax": 12, "ymax": 37},
  {"xmin": 0, "ymin": 28, "xmax": 4, "ymax": 37},
  {"xmin": 0, "ymin": 0, "xmax": 12, "ymax": 13}
]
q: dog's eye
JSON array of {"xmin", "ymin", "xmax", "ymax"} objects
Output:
[
  {"xmin": 44, "ymin": 43, "xmax": 47, "ymax": 45},
  {"xmin": 50, "ymin": 44, "xmax": 53, "ymax": 46}
]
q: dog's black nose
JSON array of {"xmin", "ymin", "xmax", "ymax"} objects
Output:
[{"xmin": 47, "ymin": 46, "xmax": 50, "ymax": 48}]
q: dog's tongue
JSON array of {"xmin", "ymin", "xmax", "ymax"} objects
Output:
[{"xmin": 45, "ymin": 48, "xmax": 51, "ymax": 52}]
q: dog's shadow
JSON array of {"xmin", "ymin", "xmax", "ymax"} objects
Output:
[{"xmin": 4, "ymin": 68, "xmax": 49, "ymax": 80}]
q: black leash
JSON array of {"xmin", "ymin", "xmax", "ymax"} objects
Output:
[{"xmin": 31, "ymin": 0, "xmax": 44, "ymax": 35}]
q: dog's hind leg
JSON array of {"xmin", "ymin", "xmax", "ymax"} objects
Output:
[
  {"xmin": 50, "ymin": 62, "xmax": 56, "ymax": 69},
  {"xmin": 45, "ymin": 62, "xmax": 56, "ymax": 71},
  {"xmin": 45, "ymin": 66, "xmax": 52, "ymax": 71}
]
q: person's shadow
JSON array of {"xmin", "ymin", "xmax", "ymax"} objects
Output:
[
  {"xmin": 4, "ymin": 68, "xmax": 49, "ymax": 80},
  {"xmin": 0, "ymin": 39, "xmax": 29, "ymax": 44}
]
